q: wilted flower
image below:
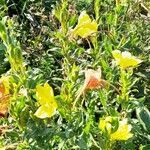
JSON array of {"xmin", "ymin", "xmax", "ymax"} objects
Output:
[
  {"xmin": 34, "ymin": 83, "xmax": 57, "ymax": 119},
  {"xmin": 83, "ymin": 68, "xmax": 106, "ymax": 90},
  {"xmin": 0, "ymin": 96, "xmax": 9, "ymax": 118},
  {"xmin": 76, "ymin": 68, "xmax": 107, "ymax": 99},
  {"xmin": 0, "ymin": 76, "xmax": 10, "ymax": 117},
  {"xmin": 112, "ymin": 50, "xmax": 142, "ymax": 69},
  {"xmin": 72, "ymin": 68, "xmax": 108, "ymax": 108},
  {"xmin": 71, "ymin": 11, "xmax": 98, "ymax": 38},
  {"xmin": 0, "ymin": 82, "xmax": 5, "ymax": 98},
  {"xmin": 99, "ymin": 116, "xmax": 133, "ymax": 141}
]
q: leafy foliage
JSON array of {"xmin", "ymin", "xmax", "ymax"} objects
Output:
[{"xmin": 0, "ymin": 0, "xmax": 150, "ymax": 149}]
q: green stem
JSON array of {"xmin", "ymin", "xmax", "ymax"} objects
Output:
[
  {"xmin": 94, "ymin": 0, "xmax": 101, "ymax": 23},
  {"xmin": 120, "ymin": 68, "xmax": 131, "ymax": 111},
  {"xmin": 105, "ymin": 140, "xmax": 113, "ymax": 150},
  {"xmin": 120, "ymin": 69, "xmax": 127, "ymax": 100}
]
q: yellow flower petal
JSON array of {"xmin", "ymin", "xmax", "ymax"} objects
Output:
[
  {"xmin": 35, "ymin": 83, "xmax": 58, "ymax": 119},
  {"xmin": 78, "ymin": 11, "xmax": 91, "ymax": 26},
  {"xmin": 72, "ymin": 11, "xmax": 98, "ymax": 38},
  {"xmin": 34, "ymin": 104, "xmax": 57, "ymax": 119},
  {"xmin": 112, "ymin": 50, "xmax": 122, "ymax": 59},
  {"xmin": 36, "ymin": 82, "xmax": 54, "ymax": 105},
  {"xmin": 0, "ymin": 82, "xmax": 5, "ymax": 98},
  {"xmin": 99, "ymin": 119, "xmax": 106, "ymax": 131},
  {"xmin": 99, "ymin": 116, "xmax": 112, "ymax": 133},
  {"xmin": 73, "ymin": 21, "xmax": 98, "ymax": 38}
]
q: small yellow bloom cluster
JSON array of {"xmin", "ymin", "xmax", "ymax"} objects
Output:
[
  {"xmin": 99, "ymin": 116, "xmax": 133, "ymax": 141},
  {"xmin": 112, "ymin": 50, "xmax": 142, "ymax": 69},
  {"xmin": 34, "ymin": 83, "xmax": 58, "ymax": 119},
  {"xmin": 72, "ymin": 11, "xmax": 98, "ymax": 38}
]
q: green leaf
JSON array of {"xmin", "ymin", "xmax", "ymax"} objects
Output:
[
  {"xmin": 136, "ymin": 107, "xmax": 150, "ymax": 133},
  {"xmin": 0, "ymin": 21, "xmax": 7, "ymax": 43},
  {"xmin": 140, "ymin": 144, "xmax": 150, "ymax": 150}
]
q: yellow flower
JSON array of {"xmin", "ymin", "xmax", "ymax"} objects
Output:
[
  {"xmin": 72, "ymin": 11, "xmax": 98, "ymax": 38},
  {"xmin": 34, "ymin": 83, "xmax": 57, "ymax": 119},
  {"xmin": 110, "ymin": 119, "xmax": 133, "ymax": 141},
  {"xmin": 0, "ymin": 76, "xmax": 10, "ymax": 98},
  {"xmin": 112, "ymin": 50, "xmax": 142, "ymax": 69},
  {"xmin": 99, "ymin": 117, "xmax": 133, "ymax": 141}
]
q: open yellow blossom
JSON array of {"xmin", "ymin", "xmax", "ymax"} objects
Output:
[
  {"xmin": 72, "ymin": 11, "xmax": 98, "ymax": 38},
  {"xmin": 110, "ymin": 119, "xmax": 133, "ymax": 141},
  {"xmin": 112, "ymin": 50, "xmax": 142, "ymax": 69},
  {"xmin": 34, "ymin": 83, "xmax": 57, "ymax": 119},
  {"xmin": 99, "ymin": 117, "xmax": 133, "ymax": 141}
]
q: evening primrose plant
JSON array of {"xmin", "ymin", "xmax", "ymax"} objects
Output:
[
  {"xmin": 112, "ymin": 50, "xmax": 142, "ymax": 111},
  {"xmin": 0, "ymin": 0, "xmax": 149, "ymax": 149},
  {"xmin": 51, "ymin": 1, "xmax": 143, "ymax": 149}
]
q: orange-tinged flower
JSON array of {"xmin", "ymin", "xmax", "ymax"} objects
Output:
[
  {"xmin": 0, "ymin": 96, "xmax": 10, "ymax": 117},
  {"xmin": 83, "ymin": 68, "xmax": 106, "ymax": 90},
  {"xmin": 0, "ymin": 76, "xmax": 10, "ymax": 98},
  {"xmin": 73, "ymin": 68, "xmax": 107, "ymax": 107},
  {"xmin": 0, "ymin": 82, "xmax": 5, "ymax": 98},
  {"xmin": 0, "ymin": 76, "xmax": 10, "ymax": 117}
]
